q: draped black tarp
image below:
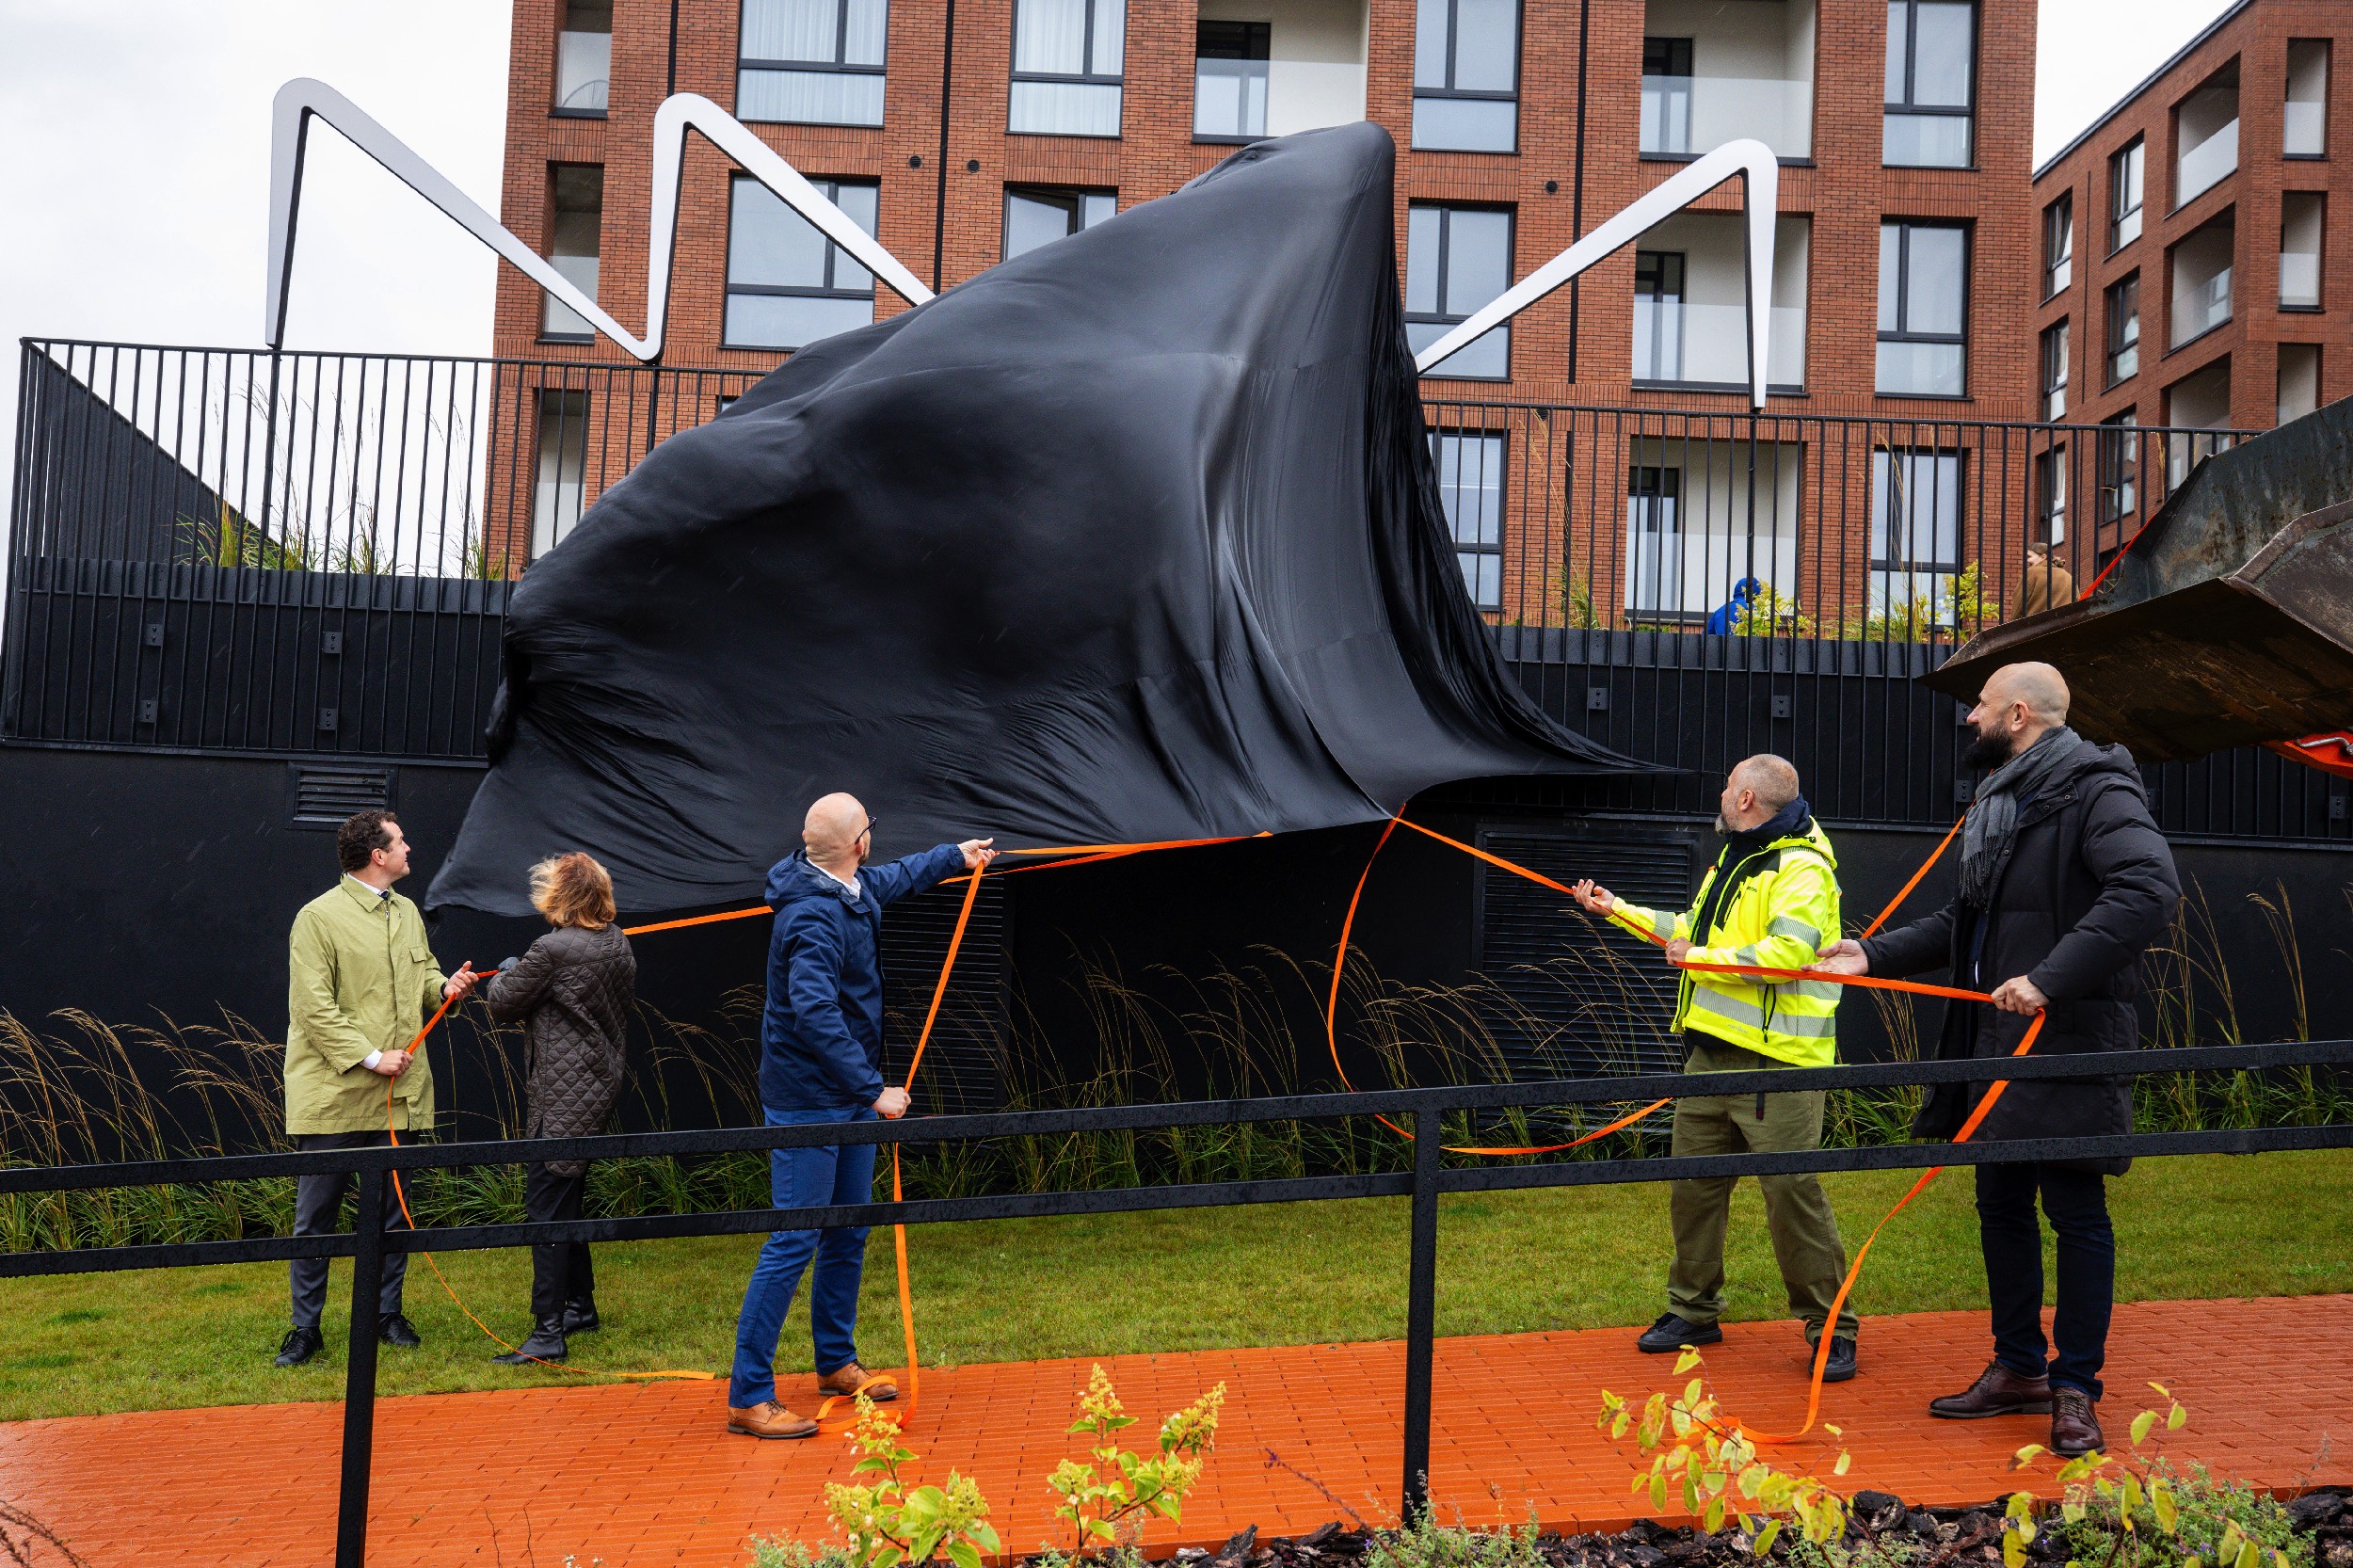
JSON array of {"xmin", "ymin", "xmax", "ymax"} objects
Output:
[{"xmin": 429, "ymin": 122, "xmax": 1657, "ymax": 918}]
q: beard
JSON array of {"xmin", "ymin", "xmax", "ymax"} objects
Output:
[
  {"xmin": 1962, "ymin": 726, "xmax": 2017, "ymax": 770},
  {"xmin": 1713, "ymin": 810, "xmax": 1729, "ymax": 834}
]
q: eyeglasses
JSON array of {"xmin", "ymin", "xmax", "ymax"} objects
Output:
[{"xmin": 858, "ymin": 816, "xmax": 878, "ymax": 843}]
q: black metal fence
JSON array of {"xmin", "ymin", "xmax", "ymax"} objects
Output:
[
  {"xmin": 9, "ymin": 341, "xmax": 2335, "ymax": 839},
  {"xmin": 3, "ymin": 1039, "xmax": 2348, "ymax": 1567}
]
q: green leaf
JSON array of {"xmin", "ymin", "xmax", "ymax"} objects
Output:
[
  {"xmin": 945, "ymin": 1543, "xmax": 983, "ymax": 1568},
  {"xmin": 2168, "ymin": 1404, "xmax": 2187, "ymax": 1431},
  {"xmin": 2015, "ymin": 1444, "xmax": 2050, "ymax": 1468},
  {"xmin": 1833, "ymin": 1453, "xmax": 1851, "ymax": 1478},
  {"xmin": 1705, "ymin": 1497, "xmax": 1726, "ymax": 1534},
  {"xmin": 1753, "ymin": 1521, "xmax": 1782, "ymax": 1558},
  {"xmin": 1653, "ymin": 1472, "xmax": 1671, "ymax": 1512},
  {"xmin": 2235, "ymin": 1543, "xmax": 2259, "ymax": 1568},
  {"xmin": 2004, "ymin": 1530, "xmax": 2027, "ymax": 1568},
  {"xmin": 2151, "ymin": 1480, "xmax": 2178, "ymax": 1534},
  {"xmin": 1675, "ymin": 1351, "xmax": 1704, "ymax": 1375},
  {"xmin": 908, "ymin": 1528, "xmax": 946, "ymax": 1564},
  {"xmin": 2131, "ymin": 1412, "xmax": 2157, "ymax": 1446},
  {"xmin": 873, "ymin": 1548, "xmax": 904, "ymax": 1568}
]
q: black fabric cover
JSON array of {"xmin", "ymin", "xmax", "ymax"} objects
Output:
[{"xmin": 429, "ymin": 122, "xmax": 1654, "ymax": 918}]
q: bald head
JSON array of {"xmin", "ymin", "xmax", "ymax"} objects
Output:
[
  {"xmin": 1966, "ymin": 662, "xmax": 2071, "ymax": 766},
  {"xmin": 804, "ymin": 792, "xmax": 872, "ymax": 871},
  {"xmin": 1720, "ymin": 754, "xmax": 1801, "ymax": 831}
]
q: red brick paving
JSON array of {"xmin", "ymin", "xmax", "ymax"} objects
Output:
[{"xmin": 3, "ymin": 1298, "xmax": 2345, "ymax": 1567}]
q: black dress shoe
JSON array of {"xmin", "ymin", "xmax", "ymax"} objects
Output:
[
  {"xmin": 1818, "ymin": 1336, "xmax": 1858, "ymax": 1383},
  {"xmin": 491, "ymin": 1318, "xmax": 568, "ymax": 1365},
  {"xmin": 561, "ymin": 1298, "xmax": 600, "ymax": 1336},
  {"xmin": 1637, "ymin": 1312, "xmax": 1724, "ymax": 1353},
  {"xmin": 2051, "ymin": 1387, "xmax": 2106, "ymax": 1457},
  {"xmin": 378, "ymin": 1312, "xmax": 423, "ymax": 1349},
  {"xmin": 274, "ymin": 1326, "xmax": 324, "ymax": 1368}
]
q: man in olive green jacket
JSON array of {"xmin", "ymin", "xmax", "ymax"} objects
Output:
[{"xmin": 274, "ymin": 809, "xmax": 477, "ymax": 1368}]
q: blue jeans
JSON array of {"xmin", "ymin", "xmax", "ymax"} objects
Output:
[
  {"xmin": 1976, "ymin": 1161, "xmax": 2116, "ymax": 1400},
  {"xmin": 729, "ymin": 1104, "xmax": 876, "ymax": 1409}
]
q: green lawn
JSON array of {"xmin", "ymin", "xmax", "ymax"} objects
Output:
[{"xmin": 2, "ymin": 1150, "xmax": 2346, "ymax": 1422}]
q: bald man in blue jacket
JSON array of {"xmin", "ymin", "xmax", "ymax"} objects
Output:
[{"xmin": 726, "ymin": 792, "xmax": 994, "ymax": 1439}]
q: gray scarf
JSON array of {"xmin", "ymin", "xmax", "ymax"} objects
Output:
[{"xmin": 1958, "ymin": 726, "xmax": 2081, "ymax": 910}]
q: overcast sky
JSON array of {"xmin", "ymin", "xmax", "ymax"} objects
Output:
[{"xmin": 0, "ymin": 0, "xmax": 2244, "ymax": 520}]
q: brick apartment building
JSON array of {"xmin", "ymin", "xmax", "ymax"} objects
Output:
[
  {"xmin": 487, "ymin": 0, "xmax": 2041, "ymax": 630},
  {"xmin": 2031, "ymin": 0, "xmax": 2352, "ymax": 560}
]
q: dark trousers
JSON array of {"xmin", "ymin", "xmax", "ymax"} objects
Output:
[
  {"xmin": 1976, "ymin": 1161, "xmax": 2116, "ymax": 1400},
  {"xmin": 289, "ymin": 1130, "xmax": 409, "ymax": 1330},
  {"xmin": 524, "ymin": 1161, "xmax": 595, "ymax": 1322}
]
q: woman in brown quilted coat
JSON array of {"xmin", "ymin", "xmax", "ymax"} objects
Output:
[{"xmin": 483, "ymin": 852, "xmax": 636, "ymax": 1364}]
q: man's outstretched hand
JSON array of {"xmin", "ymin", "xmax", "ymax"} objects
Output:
[
  {"xmin": 1811, "ymin": 938, "xmax": 1870, "ymax": 976},
  {"xmin": 958, "ymin": 839, "xmax": 998, "ymax": 871},
  {"xmin": 442, "ymin": 962, "xmax": 479, "ymax": 1002},
  {"xmin": 1569, "ymin": 878, "xmax": 1615, "ymax": 916}
]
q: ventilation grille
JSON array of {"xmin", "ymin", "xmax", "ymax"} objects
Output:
[
  {"xmin": 1475, "ymin": 829, "xmax": 1698, "ymax": 1080},
  {"xmin": 878, "ymin": 877, "xmax": 1010, "ymax": 1113},
  {"xmin": 288, "ymin": 764, "xmax": 396, "ymax": 829}
]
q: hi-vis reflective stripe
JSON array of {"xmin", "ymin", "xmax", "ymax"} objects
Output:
[
  {"xmin": 1787, "ymin": 977, "xmax": 1845, "ymax": 1004},
  {"xmin": 1768, "ymin": 914, "xmax": 1823, "ymax": 945},
  {"xmin": 1687, "ymin": 985, "xmax": 1836, "ymax": 1037}
]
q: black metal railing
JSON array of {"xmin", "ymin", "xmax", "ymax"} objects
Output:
[
  {"xmin": 4, "ymin": 1039, "xmax": 2348, "ymax": 1567},
  {"xmin": 11, "ymin": 342, "xmax": 2333, "ymax": 840}
]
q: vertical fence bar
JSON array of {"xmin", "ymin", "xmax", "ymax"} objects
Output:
[
  {"xmin": 335, "ymin": 1163, "xmax": 388, "ymax": 1568},
  {"xmin": 1401, "ymin": 1106, "xmax": 1442, "ymax": 1523}
]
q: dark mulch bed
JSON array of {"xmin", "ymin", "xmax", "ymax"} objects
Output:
[{"xmin": 1059, "ymin": 1487, "xmax": 2353, "ymax": 1568}]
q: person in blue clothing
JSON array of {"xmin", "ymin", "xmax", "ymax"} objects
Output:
[
  {"xmin": 1705, "ymin": 577, "xmax": 1765, "ymax": 635},
  {"xmin": 726, "ymin": 792, "xmax": 997, "ymax": 1440}
]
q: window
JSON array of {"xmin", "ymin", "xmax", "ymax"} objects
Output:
[
  {"xmin": 1869, "ymin": 448, "xmax": 1964, "ymax": 621},
  {"xmin": 2285, "ymin": 40, "xmax": 2329, "ymax": 157},
  {"xmin": 1431, "ymin": 432, "xmax": 1503, "ymax": 612},
  {"xmin": 554, "ymin": 0, "xmax": 612, "ymax": 114},
  {"xmin": 542, "ymin": 165, "xmax": 603, "ymax": 341},
  {"xmin": 2168, "ymin": 215, "xmax": 2233, "ymax": 348},
  {"xmin": 2109, "ymin": 138, "xmax": 2144, "ymax": 249},
  {"xmin": 2278, "ymin": 344, "xmax": 2321, "ymax": 424},
  {"xmin": 2105, "ymin": 274, "xmax": 2139, "ymax": 385},
  {"xmin": 2040, "ymin": 321, "xmax": 2068, "ymax": 421},
  {"xmin": 2042, "ymin": 192, "xmax": 2073, "ymax": 300},
  {"xmin": 1641, "ymin": 37, "xmax": 1694, "ymax": 155},
  {"xmin": 1194, "ymin": 21, "xmax": 1270, "ymax": 140},
  {"xmin": 1009, "ymin": 0, "xmax": 1125, "ymax": 136},
  {"xmin": 1632, "ymin": 250, "xmax": 1686, "ymax": 384},
  {"xmin": 723, "ymin": 176, "xmax": 879, "ymax": 350},
  {"xmin": 738, "ymin": 0, "xmax": 888, "ymax": 126},
  {"xmin": 2164, "ymin": 358, "xmax": 2233, "ymax": 490},
  {"xmin": 1413, "ymin": 0, "xmax": 1519, "ymax": 152},
  {"xmin": 532, "ymin": 390, "xmax": 590, "ymax": 558},
  {"xmin": 2097, "ymin": 412, "xmax": 2137, "ymax": 523},
  {"xmin": 2281, "ymin": 192, "xmax": 2324, "ymax": 310},
  {"xmin": 1625, "ymin": 465, "xmax": 1683, "ymax": 617},
  {"xmin": 2034, "ymin": 445, "xmax": 2068, "ymax": 546},
  {"xmin": 1876, "ymin": 221, "xmax": 1966, "ymax": 396},
  {"xmin": 1883, "ymin": 0, "xmax": 1972, "ymax": 168},
  {"xmin": 1003, "ymin": 186, "xmax": 1115, "ymax": 259},
  {"xmin": 2173, "ymin": 63, "xmax": 2239, "ymax": 209},
  {"xmin": 1405, "ymin": 205, "xmax": 1513, "ymax": 379}
]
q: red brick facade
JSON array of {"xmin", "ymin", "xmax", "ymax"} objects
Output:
[{"xmin": 2033, "ymin": 1, "xmax": 2353, "ymax": 480}]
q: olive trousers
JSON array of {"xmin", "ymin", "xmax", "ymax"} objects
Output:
[{"xmin": 1666, "ymin": 1036, "xmax": 1859, "ymax": 1343}]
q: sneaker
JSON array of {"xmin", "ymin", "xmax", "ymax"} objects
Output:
[
  {"xmin": 1817, "ymin": 1336, "xmax": 1858, "ymax": 1383},
  {"xmin": 274, "ymin": 1325, "xmax": 324, "ymax": 1368},
  {"xmin": 377, "ymin": 1312, "xmax": 422, "ymax": 1349},
  {"xmin": 728, "ymin": 1400, "xmax": 819, "ymax": 1439},
  {"xmin": 1636, "ymin": 1312, "xmax": 1723, "ymax": 1353}
]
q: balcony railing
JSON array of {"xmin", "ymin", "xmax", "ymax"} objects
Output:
[
  {"xmin": 1193, "ymin": 58, "xmax": 1269, "ymax": 139},
  {"xmin": 14, "ymin": 341, "xmax": 2333, "ymax": 840},
  {"xmin": 2281, "ymin": 249, "xmax": 2321, "ymax": 309},
  {"xmin": 2284, "ymin": 100, "xmax": 2325, "ymax": 156},
  {"xmin": 1639, "ymin": 73, "xmax": 1813, "ymax": 159},
  {"xmin": 2171, "ymin": 264, "xmax": 2232, "ymax": 345},
  {"xmin": 1630, "ymin": 299, "xmax": 1806, "ymax": 391},
  {"xmin": 2175, "ymin": 117, "xmax": 2238, "ymax": 205}
]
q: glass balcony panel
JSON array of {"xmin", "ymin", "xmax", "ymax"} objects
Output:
[
  {"xmin": 2281, "ymin": 250, "xmax": 2321, "ymax": 309},
  {"xmin": 1882, "ymin": 112, "xmax": 1970, "ymax": 167},
  {"xmin": 1875, "ymin": 340, "xmax": 1964, "ymax": 396},
  {"xmin": 1009, "ymin": 80, "xmax": 1122, "ymax": 136},
  {"xmin": 1407, "ymin": 321, "xmax": 1510, "ymax": 379},
  {"xmin": 2170, "ymin": 265, "xmax": 2231, "ymax": 345},
  {"xmin": 2175, "ymin": 118, "xmax": 2237, "ymax": 204},
  {"xmin": 738, "ymin": 68, "xmax": 887, "ymax": 125},
  {"xmin": 724, "ymin": 293, "xmax": 876, "ymax": 351},
  {"xmin": 1640, "ymin": 74, "xmax": 1812, "ymax": 158},
  {"xmin": 543, "ymin": 254, "xmax": 599, "ymax": 337},
  {"xmin": 1410, "ymin": 95, "xmax": 1516, "ymax": 152},
  {"xmin": 556, "ymin": 31, "xmax": 611, "ymax": 111},
  {"xmin": 1193, "ymin": 58, "xmax": 1269, "ymax": 137},
  {"xmin": 2285, "ymin": 101, "xmax": 2326, "ymax": 155},
  {"xmin": 1630, "ymin": 301, "xmax": 1805, "ymax": 388}
]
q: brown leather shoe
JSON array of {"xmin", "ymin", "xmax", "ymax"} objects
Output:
[
  {"xmin": 727, "ymin": 1400, "xmax": 819, "ymax": 1439},
  {"xmin": 1929, "ymin": 1360, "xmax": 2055, "ymax": 1419},
  {"xmin": 2051, "ymin": 1387, "xmax": 2105, "ymax": 1456},
  {"xmin": 818, "ymin": 1362, "xmax": 898, "ymax": 1401}
]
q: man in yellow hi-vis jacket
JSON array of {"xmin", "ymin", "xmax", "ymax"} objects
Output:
[{"xmin": 1571, "ymin": 754, "xmax": 1859, "ymax": 1381}]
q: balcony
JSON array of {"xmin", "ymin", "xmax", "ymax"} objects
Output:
[
  {"xmin": 2169, "ymin": 217, "xmax": 2234, "ymax": 347},
  {"xmin": 1641, "ymin": 0, "xmax": 1815, "ymax": 160},
  {"xmin": 2280, "ymin": 192, "xmax": 2324, "ymax": 309},
  {"xmin": 1195, "ymin": 0, "xmax": 1367, "ymax": 141},
  {"xmin": 2173, "ymin": 70, "xmax": 2238, "ymax": 207},
  {"xmin": 1629, "ymin": 214, "xmax": 1809, "ymax": 392},
  {"xmin": 2284, "ymin": 40, "xmax": 2329, "ymax": 156}
]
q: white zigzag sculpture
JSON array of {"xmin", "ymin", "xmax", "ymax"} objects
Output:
[{"xmin": 266, "ymin": 79, "xmax": 1777, "ymax": 407}]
